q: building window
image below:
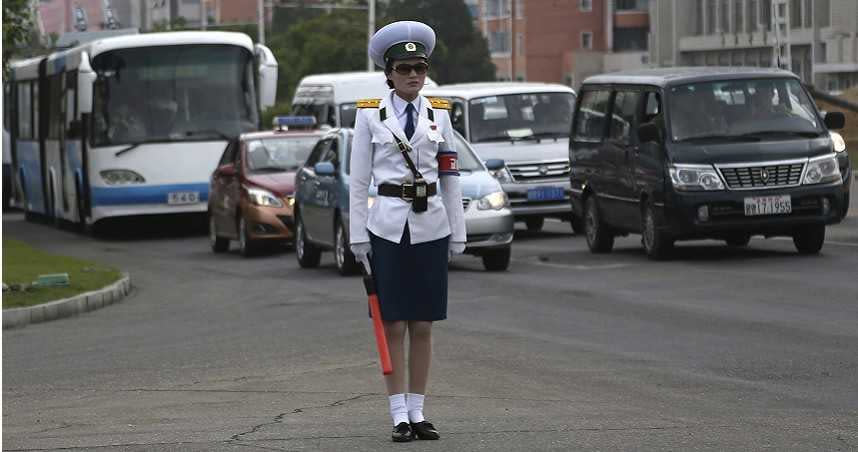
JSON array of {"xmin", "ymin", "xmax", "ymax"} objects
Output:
[
  {"xmin": 581, "ymin": 31, "xmax": 593, "ymax": 49},
  {"xmin": 489, "ymin": 31, "xmax": 511, "ymax": 53},
  {"xmin": 517, "ymin": 32, "xmax": 524, "ymax": 55},
  {"xmin": 747, "ymin": 0, "xmax": 758, "ymax": 32},
  {"xmin": 734, "ymin": 0, "xmax": 743, "ymax": 33},
  {"xmin": 579, "ymin": 0, "xmax": 592, "ymax": 12},
  {"xmin": 614, "ymin": 27, "xmax": 648, "ymax": 51},
  {"xmin": 720, "ymin": 0, "xmax": 730, "ymax": 32},
  {"xmin": 616, "ymin": 0, "xmax": 648, "ymax": 11},
  {"xmin": 465, "ymin": 0, "xmax": 479, "ymax": 18},
  {"xmin": 707, "ymin": 0, "xmax": 716, "ymax": 34},
  {"xmin": 485, "ymin": 0, "xmax": 509, "ymax": 18},
  {"xmin": 516, "ymin": 0, "xmax": 525, "ymax": 18}
]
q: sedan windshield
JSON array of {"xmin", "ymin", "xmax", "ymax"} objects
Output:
[
  {"xmin": 91, "ymin": 45, "xmax": 259, "ymax": 146},
  {"xmin": 668, "ymin": 78, "xmax": 823, "ymax": 142},
  {"xmin": 246, "ymin": 136, "xmax": 320, "ymax": 172},
  {"xmin": 469, "ymin": 92, "xmax": 575, "ymax": 143}
]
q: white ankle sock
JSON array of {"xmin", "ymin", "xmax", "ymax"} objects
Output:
[
  {"xmin": 407, "ymin": 393, "xmax": 425, "ymax": 423},
  {"xmin": 389, "ymin": 394, "xmax": 409, "ymax": 426}
]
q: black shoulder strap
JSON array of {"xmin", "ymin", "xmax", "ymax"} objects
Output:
[
  {"xmin": 392, "ymin": 134, "xmax": 423, "ymax": 180},
  {"xmin": 379, "ymin": 107, "xmax": 387, "ymax": 121},
  {"xmin": 427, "ymin": 107, "xmax": 434, "ymax": 122}
]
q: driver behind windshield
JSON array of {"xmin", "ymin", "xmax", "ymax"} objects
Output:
[{"xmin": 669, "ymin": 86, "xmax": 727, "ymax": 140}]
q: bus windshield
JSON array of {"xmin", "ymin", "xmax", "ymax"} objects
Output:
[
  {"xmin": 468, "ymin": 92, "xmax": 575, "ymax": 143},
  {"xmin": 91, "ymin": 44, "xmax": 259, "ymax": 146}
]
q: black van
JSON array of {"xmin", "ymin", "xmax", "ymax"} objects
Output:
[{"xmin": 569, "ymin": 67, "xmax": 850, "ymax": 259}]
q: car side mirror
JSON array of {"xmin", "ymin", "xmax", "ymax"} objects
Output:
[
  {"xmin": 824, "ymin": 111, "xmax": 845, "ymax": 130},
  {"xmin": 217, "ymin": 164, "xmax": 236, "ymax": 177},
  {"xmin": 484, "ymin": 158, "xmax": 506, "ymax": 170},
  {"xmin": 66, "ymin": 119, "xmax": 83, "ymax": 139},
  {"xmin": 637, "ymin": 122, "xmax": 661, "ymax": 143},
  {"xmin": 314, "ymin": 161, "xmax": 335, "ymax": 176}
]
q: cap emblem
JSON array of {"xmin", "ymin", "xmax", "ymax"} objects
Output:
[{"xmin": 405, "ymin": 42, "xmax": 417, "ymax": 51}]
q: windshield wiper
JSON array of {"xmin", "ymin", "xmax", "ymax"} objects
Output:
[
  {"xmin": 183, "ymin": 129, "xmax": 234, "ymax": 141},
  {"xmin": 115, "ymin": 143, "xmax": 143, "ymax": 157},
  {"xmin": 252, "ymin": 166, "xmax": 290, "ymax": 172},
  {"xmin": 734, "ymin": 130, "xmax": 823, "ymax": 139},
  {"xmin": 676, "ymin": 134, "xmax": 759, "ymax": 143}
]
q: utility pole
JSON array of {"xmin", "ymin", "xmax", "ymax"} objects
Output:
[
  {"xmin": 367, "ymin": 0, "xmax": 376, "ymax": 71},
  {"xmin": 201, "ymin": 0, "xmax": 208, "ymax": 30},
  {"xmin": 258, "ymin": 0, "xmax": 265, "ymax": 45}
]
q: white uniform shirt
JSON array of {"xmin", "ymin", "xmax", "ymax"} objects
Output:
[
  {"xmin": 349, "ymin": 91, "xmax": 466, "ymax": 245},
  {"xmin": 390, "ymin": 92, "xmax": 422, "ymax": 131}
]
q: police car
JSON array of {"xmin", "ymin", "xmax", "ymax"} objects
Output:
[{"xmin": 208, "ymin": 116, "xmax": 326, "ymax": 256}]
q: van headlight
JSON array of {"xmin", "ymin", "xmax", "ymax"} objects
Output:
[
  {"xmin": 246, "ymin": 187, "xmax": 284, "ymax": 207},
  {"xmin": 830, "ymin": 131, "xmax": 846, "ymax": 153},
  {"xmin": 477, "ymin": 191, "xmax": 509, "ymax": 210},
  {"xmin": 100, "ymin": 169, "xmax": 145, "ymax": 185},
  {"xmin": 490, "ymin": 167, "xmax": 514, "ymax": 184},
  {"xmin": 669, "ymin": 164, "xmax": 724, "ymax": 191},
  {"xmin": 803, "ymin": 154, "xmax": 841, "ymax": 185}
]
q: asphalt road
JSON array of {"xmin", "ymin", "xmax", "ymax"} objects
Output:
[{"xmin": 3, "ymin": 213, "xmax": 858, "ymax": 451}]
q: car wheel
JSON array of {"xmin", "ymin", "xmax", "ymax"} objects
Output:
[
  {"xmin": 642, "ymin": 202, "xmax": 673, "ymax": 260},
  {"xmin": 239, "ymin": 217, "xmax": 257, "ymax": 257},
  {"xmin": 584, "ymin": 195, "xmax": 614, "ymax": 253},
  {"xmin": 725, "ymin": 233, "xmax": 751, "ymax": 247},
  {"xmin": 525, "ymin": 217, "xmax": 544, "ymax": 232},
  {"xmin": 335, "ymin": 218, "xmax": 360, "ymax": 276},
  {"xmin": 793, "ymin": 224, "xmax": 825, "ymax": 254},
  {"xmin": 482, "ymin": 246, "xmax": 511, "ymax": 271},
  {"xmin": 295, "ymin": 213, "xmax": 321, "ymax": 268},
  {"xmin": 209, "ymin": 214, "xmax": 229, "ymax": 253},
  {"xmin": 571, "ymin": 214, "xmax": 585, "ymax": 235}
]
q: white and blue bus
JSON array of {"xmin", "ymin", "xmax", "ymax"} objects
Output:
[{"xmin": 7, "ymin": 31, "xmax": 278, "ymax": 228}]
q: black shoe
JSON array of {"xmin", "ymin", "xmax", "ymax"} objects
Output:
[
  {"xmin": 410, "ymin": 420, "xmax": 440, "ymax": 440},
  {"xmin": 391, "ymin": 422, "xmax": 412, "ymax": 442}
]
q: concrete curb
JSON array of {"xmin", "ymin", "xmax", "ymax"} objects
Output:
[{"xmin": 2, "ymin": 273, "xmax": 132, "ymax": 330}]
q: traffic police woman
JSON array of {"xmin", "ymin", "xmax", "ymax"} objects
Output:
[{"xmin": 349, "ymin": 21, "xmax": 466, "ymax": 442}]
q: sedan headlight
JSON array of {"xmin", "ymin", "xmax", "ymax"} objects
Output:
[
  {"xmin": 100, "ymin": 169, "xmax": 145, "ymax": 185},
  {"xmin": 246, "ymin": 187, "xmax": 284, "ymax": 207},
  {"xmin": 803, "ymin": 154, "xmax": 841, "ymax": 185},
  {"xmin": 286, "ymin": 195, "xmax": 295, "ymax": 207},
  {"xmin": 490, "ymin": 167, "xmax": 514, "ymax": 184},
  {"xmin": 669, "ymin": 164, "xmax": 724, "ymax": 191},
  {"xmin": 477, "ymin": 191, "xmax": 509, "ymax": 210}
]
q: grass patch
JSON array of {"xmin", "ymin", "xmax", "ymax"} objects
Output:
[{"xmin": 2, "ymin": 239, "xmax": 122, "ymax": 309}]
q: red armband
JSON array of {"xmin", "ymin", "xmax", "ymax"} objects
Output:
[{"xmin": 438, "ymin": 152, "xmax": 459, "ymax": 176}]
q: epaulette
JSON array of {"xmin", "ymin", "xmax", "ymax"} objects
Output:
[
  {"xmin": 428, "ymin": 97, "xmax": 451, "ymax": 110},
  {"xmin": 356, "ymin": 98, "xmax": 381, "ymax": 108}
]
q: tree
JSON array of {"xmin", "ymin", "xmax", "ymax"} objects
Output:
[
  {"xmin": 3, "ymin": 0, "xmax": 38, "ymax": 76},
  {"xmin": 383, "ymin": 0, "xmax": 495, "ymax": 84}
]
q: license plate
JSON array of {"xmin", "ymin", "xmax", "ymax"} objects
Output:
[
  {"xmin": 743, "ymin": 195, "xmax": 791, "ymax": 216},
  {"xmin": 527, "ymin": 186, "xmax": 565, "ymax": 202},
  {"xmin": 167, "ymin": 191, "xmax": 200, "ymax": 205}
]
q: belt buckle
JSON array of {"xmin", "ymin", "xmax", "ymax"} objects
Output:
[{"xmin": 401, "ymin": 183, "xmax": 414, "ymax": 201}]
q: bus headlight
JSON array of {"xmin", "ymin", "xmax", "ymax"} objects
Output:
[
  {"xmin": 803, "ymin": 154, "xmax": 841, "ymax": 185},
  {"xmin": 246, "ymin": 187, "xmax": 284, "ymax": 208},
  {"xmin": 100, "ymin": 169, "xmax": 145, "ymax": 185},
  {"xmin": 477, "ymin": 191, "xmax": 509, "ymax": 210}
]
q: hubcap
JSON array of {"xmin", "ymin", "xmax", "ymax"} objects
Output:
[{"xmin": 586, "ymin": 202, "xmax": 597, "ymax": 244}]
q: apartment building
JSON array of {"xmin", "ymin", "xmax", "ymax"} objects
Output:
[
  {"xmin": 467, "ymin": 0, "xmax": 650, "ymax": 86},
  {"xmin": 649, "ymin": 0, "xmax": 858, "ymax": 92}
]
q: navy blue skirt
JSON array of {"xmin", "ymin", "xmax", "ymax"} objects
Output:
[{"xmin": 369, "ymin": 224, "xmax": 449, "ymax": 322}]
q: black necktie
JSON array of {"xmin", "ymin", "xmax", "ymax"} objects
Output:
[{"xmin": 405, "ymin": 103, "xmax": 415, "ymax": 140}]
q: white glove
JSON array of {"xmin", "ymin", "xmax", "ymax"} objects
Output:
[
  {"xmin": 350, "ymin": 242, "xmax": 372, "ymax": 272},
  {"xmin": 448, "ymin": 241, "xmax": 466, "ymax": 261}
]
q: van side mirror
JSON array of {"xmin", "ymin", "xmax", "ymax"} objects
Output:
[
  {"xmin": 314, "ymin": 161, "xmax": 335, "ymax": 175},
  {"xmin": 824, "ymin": 111, "xmax": 845, "ymax": 130},
  {"xmin": 484, "ymin": 158, "xmax": 506, "ymax": 170},
  {"xmin": 66, "ymin": 119, "xmax": 83, "ymax": 139},
  {"xmin": 637, "ymin": 123, "xmax": 661, "ymax": 143},
  {"xmin": 77, "ymin": 51, "xmax": 96, "ymax": 114}
]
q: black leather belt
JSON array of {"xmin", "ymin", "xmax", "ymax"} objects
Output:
[{"xmin": 378, "ymin": 182, "xmax": 437, "ymax": 200}]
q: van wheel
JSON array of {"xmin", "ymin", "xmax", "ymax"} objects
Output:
[
  {"xmin": 482, "ymin": 246, "xmax": 511, "ymax": 271},
  {"xmin": 642, "ymin": 203, "xmax": 673, "ymax": 260},
  {"xmin": 209, "ymin": 214, "xmax": 229, "ymax": 253},
  {"xmin": 793, "ymin": 224, "xmax": 825, "ymax": 254},
  {"xmin": 525, "ymin": 217, "xmax": 544, "ymax": 232},
  {"xmin": 295, "ymin": 213, "xmax": 321, "ymax": 268},
  {"xmin": 584, "ymin": 196, "xmax": 614, "ymax": 253},
  {"xmin": 571, "ymin": 215, "xmax": 585, "ymax": 235},
  {"xmin": 335, "ymin": 218, "xmax": 359, "ymax": 276},
  {"xmin": 725, "ymin": 233, "xmax": 751, "ymax": 247}
]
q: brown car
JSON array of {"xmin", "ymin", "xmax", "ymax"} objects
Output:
[{"xmin": 208, "ymin": 122, "xmax": 325, "ymax": 256}]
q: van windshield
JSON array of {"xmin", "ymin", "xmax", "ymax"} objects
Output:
[
  {"xmin": 668, "ymin": 78, "xmax": 823, "ymax": 142},
  {"xmin": 468, "ymin": 92, "xmax": 575, "ymax": 143},
  {"xmin": 292, "ymin": 103, "xmax": 336, "ymax": 128}
]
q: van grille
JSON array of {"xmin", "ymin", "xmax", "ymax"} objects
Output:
[
  {"xmin": 716, "ymin": 161, "xmax": 805, "ymax": 190},
  {"xmin": 507, "ymin": 160, "xmax": 570, "ymax": 181}
]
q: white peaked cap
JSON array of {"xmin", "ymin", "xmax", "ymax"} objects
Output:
[{"xmin": 369, "ymin": 20, "xmax": 436, "ymax": 69}]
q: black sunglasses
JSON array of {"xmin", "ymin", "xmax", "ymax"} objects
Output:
[{"xmin": 393, "ymin": 62, "xmax": 429, "ymax": 75}]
